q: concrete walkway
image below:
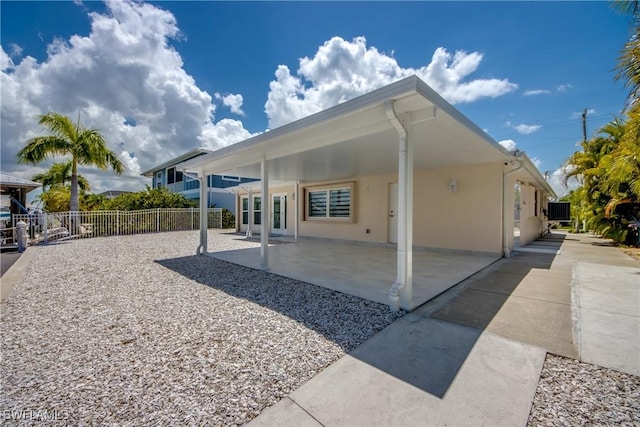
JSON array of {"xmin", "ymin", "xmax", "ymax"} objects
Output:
[
  {"xmin": 0, "ymin": 247, "xmax": 36, "ymax": 315},
  {"xmin": 249, "ymin": 232, "xmax": 639, "ymax": 426}
]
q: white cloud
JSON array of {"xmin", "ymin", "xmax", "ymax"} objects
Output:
[
  {"xmin": 523, "ymin": 89, "xmax": 550, "ymax": 96},
  {"xmin": 120, "ymin": 150, "xmax": 141, "ymax": 175},
  {"xmin": 0, "ymin": 47, "xmax": 14, "ymax": 71},
  {"xmin": 265, "ymin": 36, "xmax": 518, "ymax": 128},
  {"xmin": 515, "ymin": 123, "xmax": 542, "ymax": 134},
  {"xmin": 199, "ymin": 118, "xmax": 255, "ymax": 149},
  {"xmin": 215, "ymin": 93, "xmax": 245, "ymax": 116},
  {"xmin": 1, "ymin": 0, "xmax": 254, "ymax": 193},
  {"xmin": 498, "ymin": 139, "xmax": 517, "ymax": 151},
  {"xmin": 556, "ymin": 83, "xmax": 572, "ymax": 92},
  {"xmin": 547, "ymin": 166, "xmax": 579, "ymax": 198},
  {"xmin": 8, "ymin": 43, "xmax": 23, "ymax": 58}
]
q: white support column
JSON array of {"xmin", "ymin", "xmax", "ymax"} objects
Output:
[
  {"xmin": 402, "ymin": 117, "xmax": 414, "ymax": 310},
  {"xmin": 294, "ymin": 180, "xmax": 299, "ymax": 241},
  {"xmin": 247, "ymin": 188, "xmax": 253, "ymax": 238},
  {"xmin": 386, "ymin": 101, "xmax": 413, "ymax": 312},
  {"xmin": 197, "ymin": 173, "xmax": 208, "ymax": 255},
  {"xmin": 260, "ymin": 157, "xmax": 269, "ymax": 270}
]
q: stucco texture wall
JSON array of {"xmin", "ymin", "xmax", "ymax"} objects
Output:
[{"xmin": 237, "ymin": 162, "xmax": 505, "ymax": 254}]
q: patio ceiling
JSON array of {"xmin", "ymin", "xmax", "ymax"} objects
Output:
[{"xmin": 182, "ymin": 76, "xmax": 513, "ymax": 183}]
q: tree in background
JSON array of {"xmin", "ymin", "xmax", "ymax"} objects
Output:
[
  {"xmin": 102, "ymin": 186, "xmax": 197, "ymax": 211},
  {"xmin": 560, "ymin": 2, "xmax": 640, "ymax": 244},
  {"xmin": 35, "ymin": 186, "xmax": 107, "ymax": 212},
  {"xmin": 32, "ymin": 160, "xmax": 91, "ymax": 192},
  {"xmin": 614, "ymin": 0, "xmax": 640, "ymax": 101},
  {"xmin": 17, "ymin": 112, "xmax": 125, "ymax": 212}
]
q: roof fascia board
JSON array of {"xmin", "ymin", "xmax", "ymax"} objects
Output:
[
  {"xmin": 183, "ymin": 76, "xmax": 423, "ymax": 174},
  {"xmin": 521, "ymin": 153, "xmax": 556, "ymax": 198}
]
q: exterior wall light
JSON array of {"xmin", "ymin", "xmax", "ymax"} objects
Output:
[{"xmin": 449, "ymin": 178, "xmax": 458, "ymax": 193}]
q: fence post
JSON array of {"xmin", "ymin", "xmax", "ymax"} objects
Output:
[
  {"xmin": 156, "ymin": 208, "xmax": 160, "ymax": 233},
  {"xmin": 117, "ymin": 211, "xmax": 120, "ymax": 236},
  {"xmin": 43, "ymin": 212, "xmax": 48, "ymax": 243}
]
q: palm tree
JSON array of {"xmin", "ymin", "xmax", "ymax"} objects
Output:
[
  {"xmin": 17, "ymin": 112, "xmax": 125, "ymax": 212},
  {"xmin": 563, "ymin": 119, "xmax": 622, "ymax": 203},
  {"xmin": 613, "ymin": 0, "xmax": 640, "ymax": 102},
  {"xmin": 600, "ymin": 103, "xmax": 640, "ymax": 206},
  {"xmin": 32, "ymin": 160, "xmax": 91, "ymax": 192}
]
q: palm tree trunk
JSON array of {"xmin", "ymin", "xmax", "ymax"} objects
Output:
[
  {"xmin": 70, "ymin": 157, "xmax": 79, "ymax": 211},
  {"xmin": 69, "ymin": 157, "xmax": 80, "ymax": 235}
]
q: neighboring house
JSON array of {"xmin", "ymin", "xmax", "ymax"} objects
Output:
[
  {"xmin": 0, "ymin": 174, "xmax": 41, "ymax": 217},
  {"xmin": 181, "ymin": 75, "xmax": 556, "ymax": 310},
  {"xmin": 98, "ymin": 190, "xmax": 132, "ymax": 200},
  {"xmin": 141, "ymin": 148, "xmax": 257, "ymax": 211}
]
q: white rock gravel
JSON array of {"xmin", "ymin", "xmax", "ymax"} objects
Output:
[
  {"xmin": 528, "ymin": 354, "xmax": 640, "ymax": 426},
  {"xmin": 1, "ymin": 230, "xmax": 402, "ymax": 426}
]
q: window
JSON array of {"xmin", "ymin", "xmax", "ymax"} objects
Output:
[
  {"xmin": 306, "ymin": 185, "xmax": 352, "ymax": 220},
  {"xmin": 242, "ymin": 197, "xmax": 249, "ymax": 225},
  {"xmin": 184, "ymin": 177, "xmax": 199, "ymax": 190},
  {"xmin": 253, "ymin": 197, "xmax": 262, "ymax": 225},
  {"xmin": 155, "ymin": 171, "xmax": 162, "ymax": 189},
  {"xmin": 534, "ymin": 190, "xmax": 539, "ymax": 217},
  {"xmin": 222, "ymin": 175, "xmax": 240, "ymax": 182},
  {"xmin": 167, "ymin": 168, "xmax": 183, "ymax": 185}
]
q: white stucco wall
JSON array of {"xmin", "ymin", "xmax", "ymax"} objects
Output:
[{"xmin": 237, "ymin": 162, "xmax": 506, "ymax": 254}]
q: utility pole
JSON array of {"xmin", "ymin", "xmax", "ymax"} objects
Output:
[{"xmin": 582, "ymin": 108, "xmax": 588, "ymax": 143}]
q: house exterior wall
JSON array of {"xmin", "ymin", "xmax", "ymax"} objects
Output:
[
  {"xmin": 239, "ymin": 184, "xmax": 296, "ymax": 235},
  {"xmin": 518, "ymin": 181, "xmax": 550, "ymax": 246},
  {"xmin": 237, "ymin": 162, "xmax": 506, "ymax": 254},
  {"xmin": 412, "ymin": 163, "xmax": 504, "ymax": 253},
  {"xmin": 151, "ymin": 166, "xmax": 255, "ymax": 210}
]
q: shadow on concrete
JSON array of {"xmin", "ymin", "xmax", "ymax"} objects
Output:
[
  {"xmin": 155, "ymin": 255, "xmax": 403, "ymax": 353},
  {"xmin": 345, "ymin": 252, "xmax": 560, "ymax": 397},
  {"xmin": 158, "ymin": 233, "xmax": 564, "ymax": 399},
  {"xmin": 1, "ymin": 250, "xmax": 21, "ymax": 277}
]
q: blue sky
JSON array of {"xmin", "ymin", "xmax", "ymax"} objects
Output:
[{"xmin": 0, "ymin": 1, "xmax": 632, "ymax": 198}]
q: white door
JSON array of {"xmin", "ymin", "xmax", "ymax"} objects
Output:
[
  {"xmin": 271, "ymin": 194, "xmax": 287, "ymax": 235},
  {"xmin": 388, "ymin": 183, "xmax": 398, "ymax": 243}
]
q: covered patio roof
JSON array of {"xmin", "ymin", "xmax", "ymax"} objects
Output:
[
  {"xmin": 181, "ymin": 75, "xmax": 554, "ymax": 311},
  {"xmin": 181, "ymin": 76, "xmax": 516, "ymax": 182}
]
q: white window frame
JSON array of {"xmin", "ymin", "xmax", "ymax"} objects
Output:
[
  {"xmin": 241, "ymin": 197, "xmax": 249, "ymax": 225},
  {"xmin": 253, "ymin": 196, "xmax": 262, "ymax": 225},
  {"xmin": 222, "ymin": 175, "xmax": 241, "ymax": 182},
  {"xmin": 305, "ymin": 183, "xmax": 353, "ymax": 222}
]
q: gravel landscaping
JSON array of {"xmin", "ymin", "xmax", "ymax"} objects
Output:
[
  {"xmin": 0, "ymin": 230, "xmax": 402, "ymax": 425},
  {"xmin": 528, "ymin": 354, "xmax": 640, "ymax": 426},
  {"xmin": 3, "ymin": 229, "xmax": 639, "ymax": 426}
]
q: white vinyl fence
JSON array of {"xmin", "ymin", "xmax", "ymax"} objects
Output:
[{"xmin": 12, "ymin": 208, "xmax": 223, "ymax": 244}]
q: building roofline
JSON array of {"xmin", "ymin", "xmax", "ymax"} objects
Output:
[{"xmin": 140, "ymin": 148, "xmax": 212, "ymax": 177}]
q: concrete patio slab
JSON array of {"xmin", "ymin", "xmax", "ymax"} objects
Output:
[
  {"xmin": 209, "ymin": 237, "xmax": 499, "ymax": 310},
  {"xmin": 249, "ymin": 318, "xmax": 546, "ymax": 427},
  {"xmin": 249, "ymin": 397, "xmax": 322, "ymax": 427},
  {"xmin": 572, "ymin": 262, "xmax": 640, "ymax": 376}
]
